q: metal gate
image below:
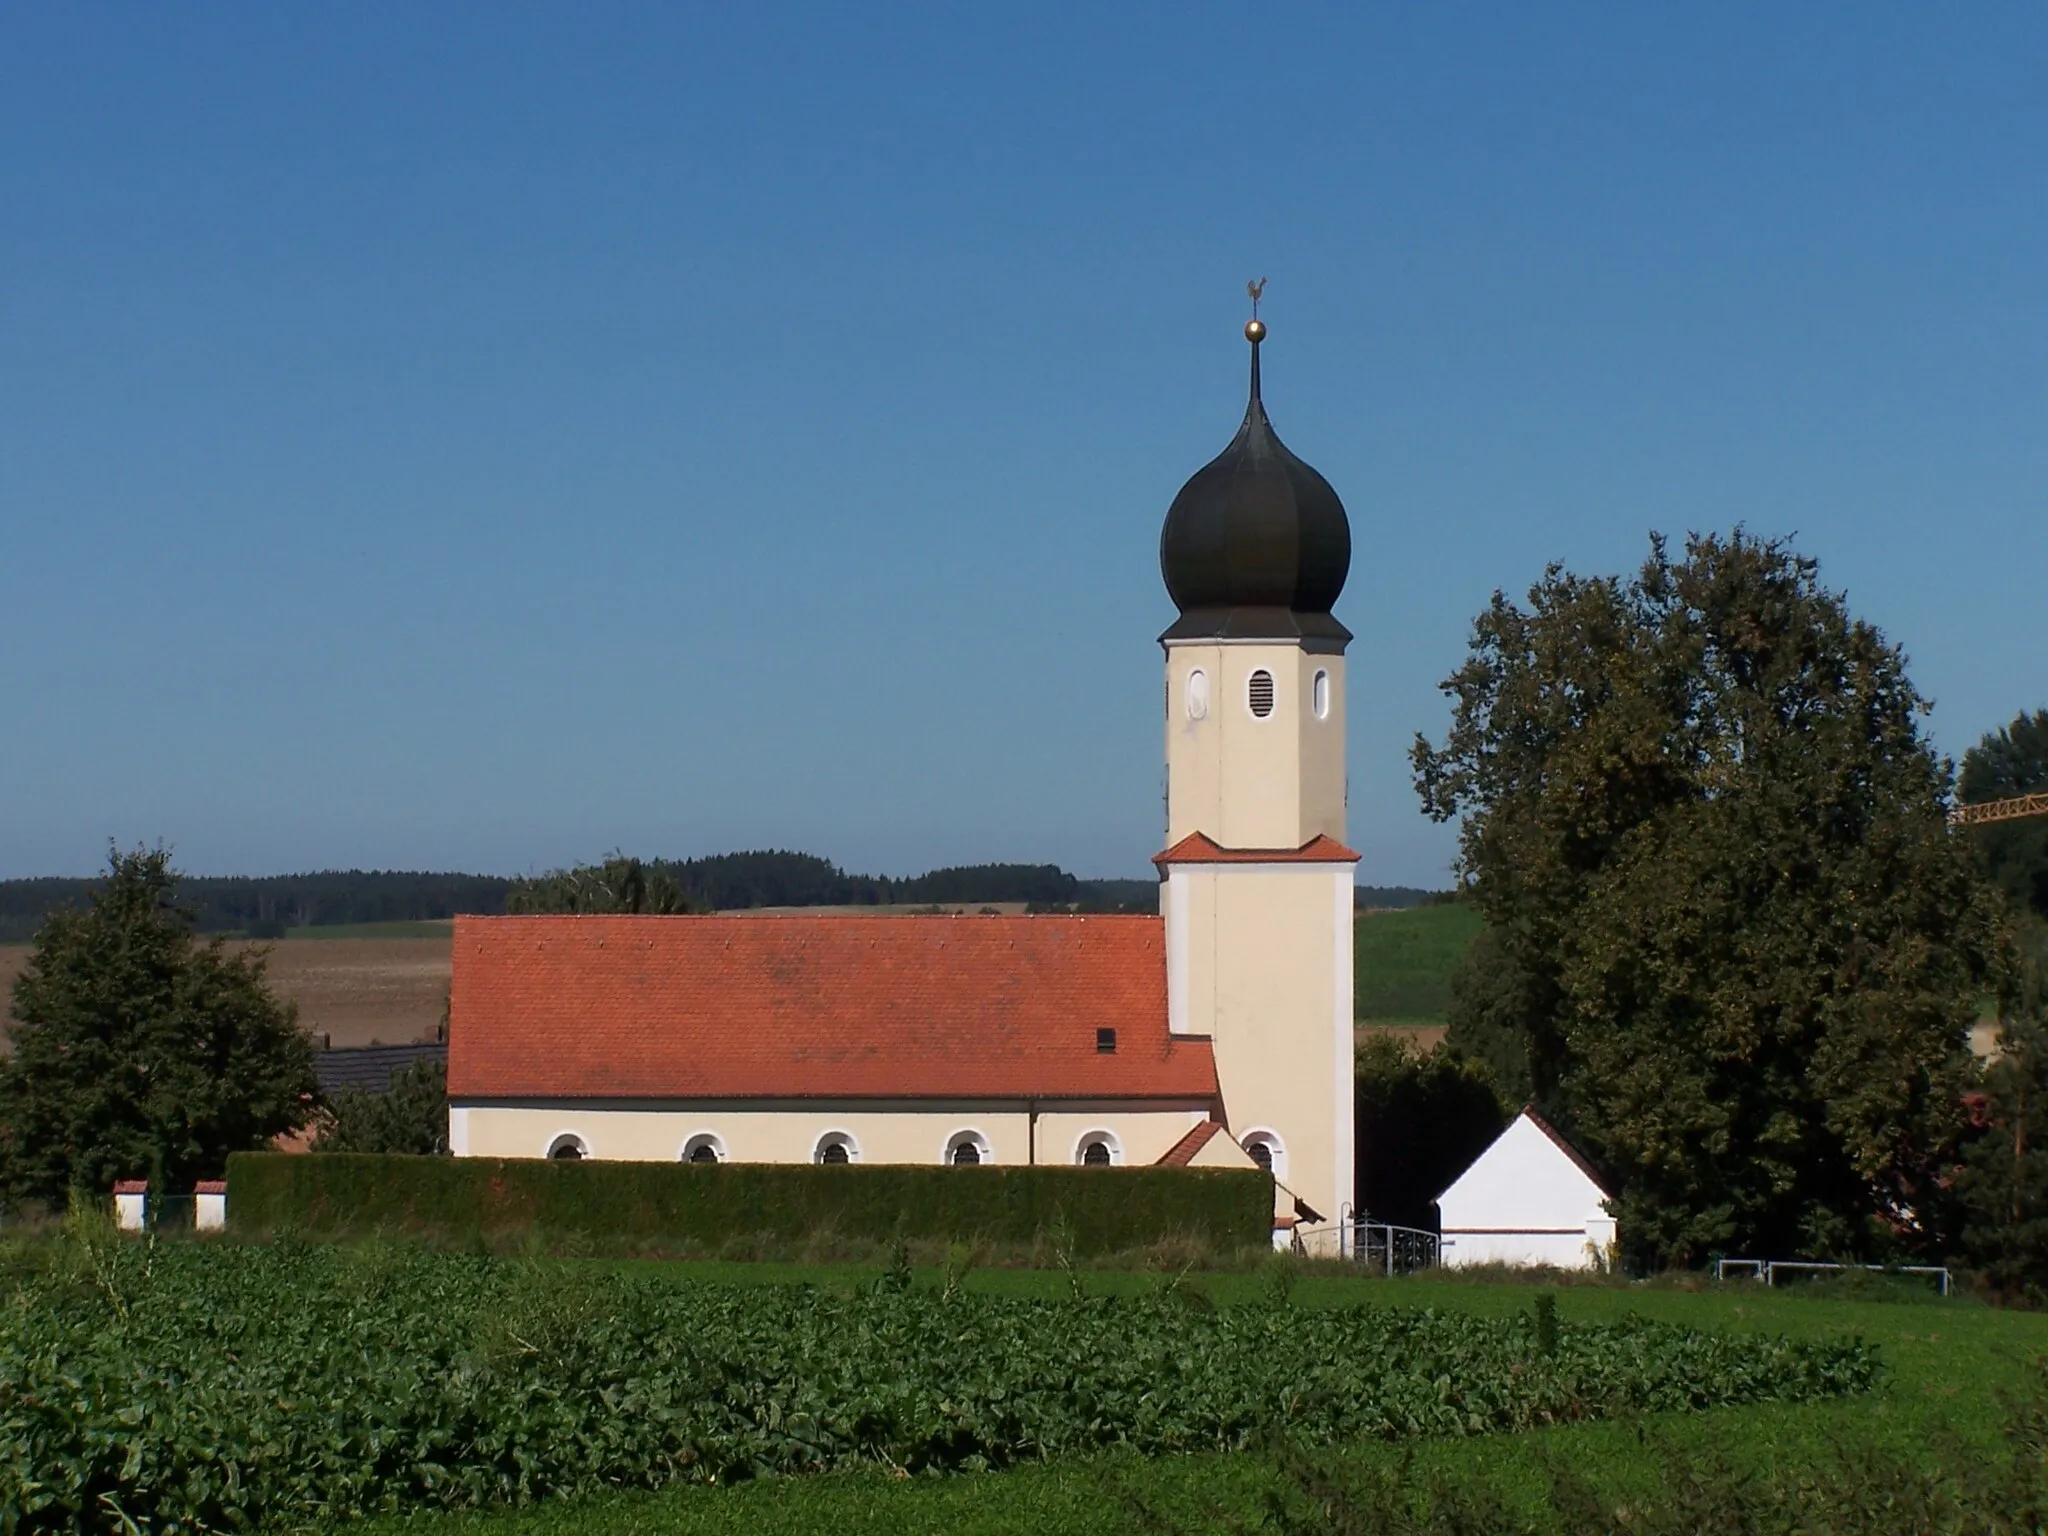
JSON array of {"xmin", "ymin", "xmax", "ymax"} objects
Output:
[{"xmin": 1336, "ymin": 1205, "xmax": 1440, "ymax": 1273}]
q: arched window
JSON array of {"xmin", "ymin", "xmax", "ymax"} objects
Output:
[
  {"xmin": 1240, "ymin": 1129, "xmax": 1286, "ymax": 1182},
  {"xmin": 1074, "ymin": 1130, "xmax": 1122, "ymax": 1167},
  {"xmin": 546, "ymin": 1133, "xmax": 588, "ymax": 1161},
  {"xmin": 682, "ymin": 1133, "xmax": 726, "ymax": 1165},
  {"xmin": 945, "ymin": 1129, "xmax": 992, "ymax": 1166},
  {"xmin": 1247, "ymin": 669, "xmax": 1276, "ymax": 719},
  {"xmin": 1313, "ymin": 670, "xmax": 1330, "ymax": 720},
  {"xmin": 1186, "ymin": 669, "xmax": 1210, "ymax": 721},
  {"xmin": 814, "ymin": 1130, "xmax": 860, "ymax": 1165}
]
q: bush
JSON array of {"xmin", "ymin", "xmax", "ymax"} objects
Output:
[
  {"xmin": 225, "ymin": 1153, "xmax": 1272, "ymax": 1257},
  {"xmin": 313, "ymin": 1058, "xmax": 449, "ymax": 1156}
]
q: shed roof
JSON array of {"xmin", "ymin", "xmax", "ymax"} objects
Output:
[
  {"xmin": 1436, "ymin": 1108, "xmax": 1613, "ymax": 1205},
  {"xmin": 448, "ymin": 914, "xmax": 1216, "ymax": 1103}
]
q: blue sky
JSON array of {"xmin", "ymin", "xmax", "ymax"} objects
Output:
[{"xmin": 2, "ymin": 5, "xmax": 2043, "ymax": 887}]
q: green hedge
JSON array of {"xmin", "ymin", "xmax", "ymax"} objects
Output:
[{"xmin": 224, "ymin": 1153, "xmax": 1271, "ymax": 1257}]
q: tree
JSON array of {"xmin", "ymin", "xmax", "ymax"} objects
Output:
[
  {"xmin": 1442, "ymin": 926, "xmax": 1548, "ymax": 1109},
  {"xmin": 1960, "ymin": 920, "xmax": 2048, "ymax": 1300},
  {"xmin": 1961, "ymin": 709, "xmax": 2048, "ymax": 921},
  {"xmin": 504, "ymin": 854, "xmax": 706, "ymax": 915},
  {"xmin": 1412, "ymin": 531, "xmax": 1999, "ymax": 1268},
  {"xmin": 0, "ymin": 846, "xmax": 317, "ymax": 1205},
  {"xmin": 314, "ymin": 1058, "xmax": 449, "ymax": 1156},
  {"xmin": 1354, "ymin": 1034, "xmax": 1508, "ymax": 1230}
]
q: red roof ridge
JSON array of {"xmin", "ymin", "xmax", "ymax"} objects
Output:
[
  {"xmin": 1153, "ymin": 832, "xmax": 1360, "ymax": 866},
  {"xmin": 113, "ymin": 1180, "xmax": 148, "ymax": 1194},
  {"xmin": 1155, "ymin": 1119, "xmax": 1224, "ymax": 1166}
]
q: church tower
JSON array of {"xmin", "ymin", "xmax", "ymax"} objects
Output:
[{"xmin": 1154, "ymin": 302, "xmax": 1357, "ymax": 1242}]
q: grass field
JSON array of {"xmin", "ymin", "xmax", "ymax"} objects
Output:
[
  {"xmin": 1354, "ymin": 903, "xmax": 1483, "ymax": 1024},
  {"xmin": 341, "ymin": 1259, "xmax": 2044, "ymax": 1536}
]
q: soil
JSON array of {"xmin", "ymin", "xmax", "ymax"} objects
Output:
[{"xmin": 0, "ymin": 937, "xmax": 451, "ymax": 1052}]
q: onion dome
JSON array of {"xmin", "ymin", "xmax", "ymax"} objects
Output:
[{"xmin": 1159, "ymin": 313, "xmax": 1352, "ymax": 644}]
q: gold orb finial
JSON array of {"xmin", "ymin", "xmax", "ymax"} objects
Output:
[
  {"xmin": 1244, "ymin": 318, "xmax": 1267, "ymax": 344},
  {"xmin": 1245, "ymin": 276, "xmax": 1268, "ymax": 344}
]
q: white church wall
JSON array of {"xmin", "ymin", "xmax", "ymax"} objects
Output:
[
  {"xmin": 1437, "ymin": 1112, "xmax": 1614, "ymax": 1271},
  {"xmin": 1164, "ymin": 643, "xmax": 1346, "ymax": 850},
  {"xmin": 452, "ymin": 1102, "xmax": 1213, "ymax": 1168},
  {"xmin": 1166, "ymin": 863, "xmax": 1354, "ymax": 1232}
]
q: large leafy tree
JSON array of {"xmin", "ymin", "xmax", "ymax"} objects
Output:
[
  {"xmin": 1959, "ymin": 921, "xmax": 2048, "ymax": 1299},
  {"xmin": 504, "ymin": 854, "xmax": 705, "ymax": 915},
  {"xmin": 1414, "ymin": 531, "xmax": 1999, "ymax": 1267},
  {"xmin": 1960, "ymin": 708, "xmax": 2048, "ymax": 921},
  {"xmin": 0, "ymin": 846, "xmax": 317, "ymax": 1205}
]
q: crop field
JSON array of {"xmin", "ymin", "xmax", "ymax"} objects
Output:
[
  {"xmin": 341, "ymin": 1263, "xmax": 2047, "ymax": 1535},
  {"xmin": 8, "ymin": 906, "xmax": 1481, "ymax": 1056},
  {"xmin": 4, "ymin": 1236, "xmax": 2000, "ymax": 1535},
  {"xmin": 1353, "ymin": 903, "xmax": 1483, "ymax": 1034},
  {"xmin": 0, "ymin": 935, "xmax": 450, "ymax": 1050}
]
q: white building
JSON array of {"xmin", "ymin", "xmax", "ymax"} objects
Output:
[
  {"xmin": 447, "ymin": 311, "xmax": 1363, "ymax": 1244},
  {"xmin": 1436, "ymin": 1108, "xmax": 1617, "ymax": 1270}
]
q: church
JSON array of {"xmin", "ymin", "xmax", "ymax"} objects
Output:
[{"xmin": 446, "ymin": 310, "xmax": 1361, "ymax": 1247}]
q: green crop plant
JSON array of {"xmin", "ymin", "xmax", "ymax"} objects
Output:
[{"xmin": 0, "ymin": 1240, "xmax": 1880, "ymax": 1533}]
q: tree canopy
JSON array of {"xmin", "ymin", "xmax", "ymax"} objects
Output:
[
  {"xmin": 1959, "ymin": 921, "xmax": 2048, "ymax": 1300},
  {"xmin": 0, "ymin": 852, "xmax": 1140, "ymax": 939},
  {"xmin": 0, "ymin": 847, "xmax": 318, "ymax": 1205},
  {"xmin": 1415, "ymin": 531, "xmax": 1999, "ymax": 1267},
  {"xmin": 505, "ymin": 855, "xmax": 707, "ymax": 916},
  {"xmin": 1960, "ymin": 708, "xmax": 2048, "ymax": 922}
]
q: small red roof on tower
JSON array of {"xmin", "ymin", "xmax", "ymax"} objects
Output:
[
  {"xmin": 449, "ymin": 914, "xmax": 1217, "ymax": 1103},
  {"xmin": 1152, "ymin": 832, "xmax": 1360, "ymax": 866}
]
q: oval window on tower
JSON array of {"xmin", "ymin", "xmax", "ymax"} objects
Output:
[
  {"xmin": 1247, "ymin": 669, "xmax": 1276, "ymax": 719},
  {"xmin": 1186, "ymin": 669, "xmax": 1209, "ymax": 720},
  {"xmin": 1313, "ymin": 670, "xmax": 1330, "ymax": 721}
]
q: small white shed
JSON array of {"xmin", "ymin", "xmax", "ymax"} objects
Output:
[{"xmin": 1436, "ymin": 1107, "xmax": 1616, "ymax": 1270}]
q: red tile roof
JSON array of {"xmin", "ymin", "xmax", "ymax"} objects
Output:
[
  {"xmin": 1153, "ymin": 832, "xmax": 1360, "ymax": 866},
  {"xmin": 1155, "ymin": 1119, "xmax": 1224, "ymax": 1166},
  {"xmin": 449, "ymin": 914, "xmax": 1217, "ymax": 1103}
]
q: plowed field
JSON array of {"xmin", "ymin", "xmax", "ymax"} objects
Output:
[{"xmin": 0, "ymin": 937, "xmax": 450, "ymax": 1051}]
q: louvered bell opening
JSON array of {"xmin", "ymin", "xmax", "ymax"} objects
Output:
[
  {"xmin": 1096, "ymin": 1027, "xmax": 1117, "ymax": 1053},
  {"xmin": 1248, "ymin": 669, "xmax": 1276, "ymax": 718}
]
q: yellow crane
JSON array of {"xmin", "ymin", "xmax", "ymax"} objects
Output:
[{"xmin": 1949, "ymin": 793, "xmax": 2048, "ymax": 829}]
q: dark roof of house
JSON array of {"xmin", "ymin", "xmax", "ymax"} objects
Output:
[
  {"xmin": 447, "ymin": 913, "xmax": 1218, "ymax": 1103},
  {"xmin": 315, "ymin": 1043, "xmax": 447, "ymax": 1097}
]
